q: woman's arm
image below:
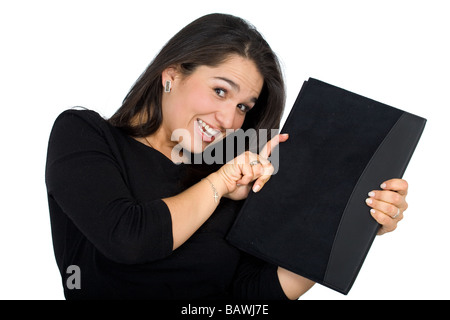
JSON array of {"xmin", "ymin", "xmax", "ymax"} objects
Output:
[
  {"xmin": 163, "ymin": 134, "xmax": 289, "ymax": 250},
  {"xmin": 47, "ymin": 111, "xmax": 287, "ymax": 262},
  {"xmin": 162, "ymin": 172, "xmax": 228, "ymax": 250},
  {"xmin": 46, "ymin": 110, "xmax": 175, "ymax": 264},
  {"xmin": 277, "ymin": 267, "xmax": 315, "ymax": 299}
]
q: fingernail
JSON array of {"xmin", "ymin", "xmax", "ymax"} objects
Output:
[
  {"xmin": 380, "ymin": 183, "xmax": 387, "ymax": 189},
  {"xmin": 370, "ymin": 209, "xmax": 376, "ymax": 214},
  {"xmin": 368, "ymin": 191, "xmax": 375, "ymax": 197},
  {"xmin": 365, "ymin": 198, "xmax": 372, "ymax": 205},
  {"xmin": 253, "ymin": 185, "xmax": 261, "ymax": 193}
]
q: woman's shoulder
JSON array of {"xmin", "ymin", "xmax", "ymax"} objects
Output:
[
  {"xmin": 47, "ymin": 107, "xmax": 120, "ymax": 150},
  {"xmin": 47, "ymin": 107, "xmax": 126, "ymax": 164},
  {"xmin": 55, "ymin": 107, "xmax": 106, "ymax": 125},
  {"xmin": 51, "ymin": 107, "xmax": 110, "ymax": 134}
]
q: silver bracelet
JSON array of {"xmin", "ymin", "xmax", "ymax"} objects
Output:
[{"xmin": 203, "ymin": 177, "xmax": 219, "ymax": 204}]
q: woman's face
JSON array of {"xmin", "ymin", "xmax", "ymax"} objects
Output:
[{"xmin": 161, "ymin": 55, "xmax": 264, "ymax": 154}]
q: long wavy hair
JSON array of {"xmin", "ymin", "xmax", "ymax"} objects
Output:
[{"xmin": 108, "ymin": 13, "xmax": 285, "ymax": 140}]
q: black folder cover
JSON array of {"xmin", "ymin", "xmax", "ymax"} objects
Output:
[{"xmin": 226, "ymin": 78, "xmax": 426, "ymax": 294}]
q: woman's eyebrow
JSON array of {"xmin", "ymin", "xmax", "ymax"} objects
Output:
[
  {"xmin": 213, "ymin": 76, "xmax": 258, "ymax": 103},
  {"xmin": 213, "ymin": 77, "xmax": 240, "ymax": 92}
]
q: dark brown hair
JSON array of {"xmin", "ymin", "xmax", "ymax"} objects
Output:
[{"xmin": 108, "ymin": 13, "xmax": 285, "ymax": 139}]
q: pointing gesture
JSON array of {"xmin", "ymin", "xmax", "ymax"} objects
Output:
[{"xmin": 218, "ymin": 133, "xmax": 289, "ymax": 200}]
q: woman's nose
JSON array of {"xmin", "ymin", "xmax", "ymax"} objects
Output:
[{"xmin": 215, "ymin": 103, "xmax": 239, "ymax": 130}]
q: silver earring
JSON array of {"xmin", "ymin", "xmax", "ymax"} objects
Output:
[{"xmin": 164, "ymin": 80, "xmax": 172, "ymax": 93}]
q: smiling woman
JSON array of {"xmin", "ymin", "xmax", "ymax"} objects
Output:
[
  {"xmin": 45, "ymin": 13, "xmax": 408, "ymax": 300},
  {"xmin": 46, "ymin": 13, "xmax": 294, "ymax": 300},
  {"xmin": 156, "ymin": 56, "xmax": 264, "ymax": 155},
  {"xmin": 108, "ymin": 14, "xmax": 285, "ymax": 146}
]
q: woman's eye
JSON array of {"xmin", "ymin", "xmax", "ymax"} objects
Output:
[
  {"xmin": 237, "ymin": 104, "xmax": 250, "ymax": 113},
  {"xmin": 215, "ymin": 88, "xmax": 226, "ymax": 98}
]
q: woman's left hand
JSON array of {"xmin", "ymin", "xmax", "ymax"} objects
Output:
[{"xmin": 366, "ymin": 178, "xmax": 409, "ymax": 235}]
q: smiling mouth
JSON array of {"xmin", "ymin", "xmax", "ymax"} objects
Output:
[{"xmin": 195, "ymin": 118, "xmax": 222, "ymax": 142}]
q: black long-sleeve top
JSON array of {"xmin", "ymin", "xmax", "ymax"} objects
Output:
[{"xmin": 45, "ymin": 109, "xmax": 288, "ymax": 300}]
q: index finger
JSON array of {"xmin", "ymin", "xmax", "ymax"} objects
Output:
[
  {"xmin": 259, "ymin": 133, "xmax": 289, "ymax": 159},
  {"xmin": 380, "ymin": 178, "xmax": 409, "ymax": 196}
]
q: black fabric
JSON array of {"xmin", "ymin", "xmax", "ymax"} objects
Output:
[
  {"xmin": 45, "ymin": 109, "xmax": 287, "ymax": 300},
  {"xmin": 226, "ymin": 78, "xmax": 426, "ymax": 294}
]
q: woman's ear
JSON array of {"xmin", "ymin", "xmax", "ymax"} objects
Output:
[{"xmin": 162, "ymin": 66, "xmax": 180, "ymax": 92}]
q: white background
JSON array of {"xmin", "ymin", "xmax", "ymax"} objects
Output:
[{"xmin": 1, "ymin": 0, "xmax": 449, "ymax": 300}]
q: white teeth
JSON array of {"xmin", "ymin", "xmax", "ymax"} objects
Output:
[{"xmin": 197, "ymin": 119, "xmax": 220, "ymax": 137}]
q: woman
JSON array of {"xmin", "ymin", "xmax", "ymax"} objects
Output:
[{"xmin": 45, "ymin": 13, "xmax": 408, "ymax": 299}]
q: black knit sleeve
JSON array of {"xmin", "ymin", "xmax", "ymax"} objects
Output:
[
  {"xmin": 45, "ymin": 110, "xmax": 173, "ymax": 264},
  {"xmin": 231, "ymin": 253, "xmax": 289, "ymax": 300}
]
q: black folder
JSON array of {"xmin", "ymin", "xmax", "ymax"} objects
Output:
[{"xmin": 226, "ymin": 78, "xmax": 426, "ymax": 294}]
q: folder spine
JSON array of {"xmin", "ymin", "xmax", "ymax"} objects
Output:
[{"xmin": 323, "ymin": 112, "xmax": 426, "ymax": 294}]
